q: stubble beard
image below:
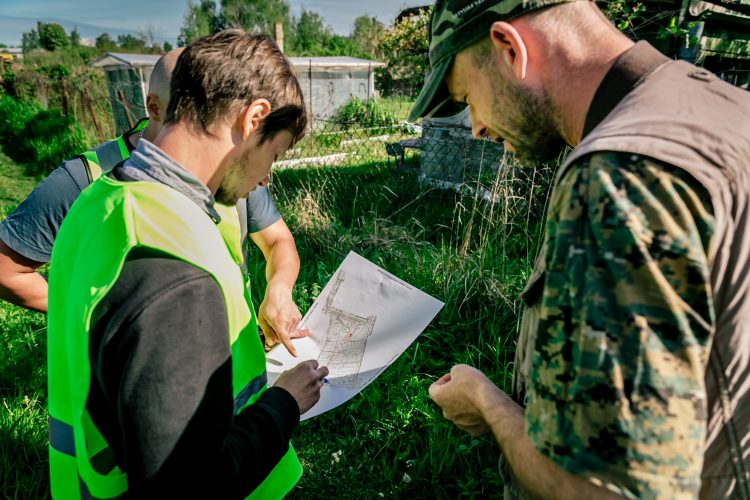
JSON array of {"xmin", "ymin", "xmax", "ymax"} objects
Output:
[
  {"xmin": 492, "ymin": 77, "xmax": 566, "ymax": 164},
  {"xmin": 215, "ymin": 155, "xmax": 246, "ymax": 206}
]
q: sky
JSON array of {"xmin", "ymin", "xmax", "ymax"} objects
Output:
[{"xmin": 0, "ymin": 0, "xmax": 430, "ymax": 46}]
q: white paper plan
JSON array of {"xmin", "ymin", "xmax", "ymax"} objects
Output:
[{"xmin": 265, "ymin": 251, "xmax": 444, "ymax": 420}]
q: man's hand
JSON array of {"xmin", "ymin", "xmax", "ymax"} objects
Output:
[
  {"xmin": 258, "ymin": 280, "xmax": 311, "ymax": 356},
  {"xmin": 429, "ymin": 364, "xmax": 520, "ymax": 438},
  {"xmin": 273, "ymin": 359, "xmax": 329, "ymax": 414}
]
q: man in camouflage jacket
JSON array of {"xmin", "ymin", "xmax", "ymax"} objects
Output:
[{"xmin": 410, "ymin": 0, "xmax": 750, "ymax": 498}]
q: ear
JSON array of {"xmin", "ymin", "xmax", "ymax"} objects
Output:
[
  {"xmin": 238, "ymin": 99, "xmax": 272, "ymax": 141},
  {"xmin": 488, "ymin": 21, "xmax": 528, "ymax": 80},
  {"xmin": 146, "ymin": 94, "xmax": 163, "ymax": 122}
]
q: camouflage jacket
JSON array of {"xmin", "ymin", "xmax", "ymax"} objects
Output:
[{"xmin": 510, "ymin": 42, "xmax": 750, "ymax": 499}]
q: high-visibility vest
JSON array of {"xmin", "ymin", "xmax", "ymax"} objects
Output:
[
  {"xmin": 47, "ymin": 176, "xmax": 302, "ymax": 499},
  {"xmin": 77, "ymin": 119, "xmax": 250, "ymax": 262},
  {"xmin": 78, "ymin": 118, "xmax": 149, "ymax": 183}
]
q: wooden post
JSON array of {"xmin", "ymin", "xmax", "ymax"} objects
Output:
[
  {"xmin": 275, "ymin": 21, "xmax": 284, "ymax": 54},
  {"xmin": 60, "ymin": 76, "xmax": 69, "ymax": 117},
  {"xmin": 308, "ymin": 60, "xmax": 313, "ymax": 121},
  {"xmin": 83, "ymin": 86, "xmax": 104, "ymax": 142},
  {"xmin": 116, "ymin": 89, "xmax": 134, "ymax": 129},
  {"xmin": 0, "ymin": 58, "xmax": 5, "ymax": 83}
]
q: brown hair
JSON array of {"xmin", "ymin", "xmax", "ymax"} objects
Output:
[{"xmin": 166, "ymin": 29, "xmax": 307, "ymax": 144}]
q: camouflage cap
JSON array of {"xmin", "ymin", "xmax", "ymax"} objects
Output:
[{"xmin": 408, "ymin": 0, "xmax": 587, "ymax": 122}]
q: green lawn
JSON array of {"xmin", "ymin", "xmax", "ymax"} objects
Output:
[
  {"xmin": 0, "ymin": 146, "xmax": 549, "ymax": 498},
  {"xmin": 0, "ymin": 151, "xmax": 50, "ymax": 499}
]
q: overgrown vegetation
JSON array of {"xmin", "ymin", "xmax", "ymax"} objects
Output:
[
  {"xmin": 334, "ymin": 98, "xmax": 397, "ymax": 129},
  {"xmin": 1, "ymin": 1, "xmax": 746, "ymax": 496},
  {"xmin": 0, "ymin": 141, "xmax": 550, "ymax": 497},
  {"xmin": 0, "ymin": 151, "xmax": 50, "ymax": 498},
  {"xmin": 0, "ymin": 96, "xmax": 92, "ymax": 177}
]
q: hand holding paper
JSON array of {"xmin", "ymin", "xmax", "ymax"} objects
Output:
[{"xmin": 267, "ymin": 251, "xmax": 444, "ymax": 419}]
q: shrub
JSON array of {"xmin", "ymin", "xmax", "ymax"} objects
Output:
[
  {"xmin": 0, "ymin": 96, "xmax": 89, "ymax": 177},
  {"xmin": 334, "ymin": 97, "xmax": 397, "ymax": 130}
]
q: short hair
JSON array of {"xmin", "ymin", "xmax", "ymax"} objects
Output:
[
  {"xmin": 166, "ymin": 29, "xmax": 307, "ymax": 144},
  {"xmin": 148, "ymin": 48, "xmax": 183, "ymax": 102}
]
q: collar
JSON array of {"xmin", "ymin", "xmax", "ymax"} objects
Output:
[
  {"xmin": 582, "ymin": 41, "xmax": 669, "ymax": 138},
  {"xmin": 113, "ymin": 139, "xmax": 222, "ymax": 224}
]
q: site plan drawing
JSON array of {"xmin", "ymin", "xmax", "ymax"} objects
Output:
[
  {"xmin": 265, "ymin": 251, "xmax": 444, "ymax": 419},
  {"xmin": 316, "ymin": 271, "xmax": 376, "ymax": 388}
]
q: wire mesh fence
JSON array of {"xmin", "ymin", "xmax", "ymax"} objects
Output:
[
  {"xmin": 273, "ymin": 102, "xmax": 554, "ymax": 220},
  {"xmin": 268, "ymin": 102, "xmax": 557, "ymax": 306}
]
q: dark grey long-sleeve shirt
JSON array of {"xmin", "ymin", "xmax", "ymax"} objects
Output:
[{"xmin": 84, "ymin": 141, "xmax": 299, "ymax": 498}]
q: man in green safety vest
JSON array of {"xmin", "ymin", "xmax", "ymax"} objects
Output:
[
  {"xmin": 0, "ymin": 48, "xmax": 308, "ymax": 356},
  {"xmin": 47, "ymin": 30, "xmax": 328, "ymax": 499}
]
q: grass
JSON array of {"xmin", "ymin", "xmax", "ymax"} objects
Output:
[
  {"xmin": 0, "ymin": 132, "xmax": 552, "ymax": 497},
  {"xmin": 0, "ymin": 151, "xmax": 50, "ymax": 499},
  {"xmin": 377, "ymin": 96, "xmax": 417, "ymax": 121}
]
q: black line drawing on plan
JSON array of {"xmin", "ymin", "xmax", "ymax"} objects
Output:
[{"xmin": 317, "ymin": 271, "xmax": 376, "ymax": 388}]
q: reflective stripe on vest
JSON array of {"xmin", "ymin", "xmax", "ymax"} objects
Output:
[
  {"xmin": 49, "ymin": 417, "xmax": 123, "ymax": 500},
  {"xmin": 48, "ymin": 178, "xmax": 301, "ymax": 499}
]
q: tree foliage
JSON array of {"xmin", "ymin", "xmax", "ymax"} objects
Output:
[
  {"xmin": 178, "ymin": 0, "xmax": 222, "ymax": 46},
  {"xmin": 352, "ymin": 15, "xmax": 385, "ymax": 59},
  {"xmin": 38, "ymin": 22, "xmax": 70, "ymax": 51},
  {"xmin": 221, "ymin": 0, "xmax": 291, "ymax": 36},
  {"xmin": 377, "ymin": 8, "xmax": 430, "ymax": 87},
  {"xmin": 21, "ymin": 29, "xmax": 40, "ymax": 54},
  {"xmin": 601, "ymin": 0, "xmax": 647, "ymax": 32},
  {"xmin": 69, "ymin": 27, "xmax": 81, "ymax": 48},
  {"xmin": 95, "ymin": 33, "xmax": 116, "ymax": 52},
  {"xmin": 293, "ymin": 8, "xmax": 330, "ymax": 54},
  {"xmin": 117, "ymin": 34, "xmax": 148, "ymax": 52}
]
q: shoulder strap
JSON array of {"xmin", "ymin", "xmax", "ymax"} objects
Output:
[{"xmin": 78, "ymin": 151, "xmax": 102, "ymax": 183}]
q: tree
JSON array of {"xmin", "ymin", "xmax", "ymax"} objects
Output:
[
  {"xmin": 70, "ymin": 26, "xmax": 81, "ymax": 48},
  {"xmin": 292, "ymin": 8, "xmax": 330, "ymax": 54},
  {"xmin": 178, "ymin": 0, "xmax": 222, "ymax": 46},
  {"xmin": 221, "ymin": 0, "xmax": 292, "ymax": 48},
  {"xmin": 117, "ymin": 34, "xmax": 148, "ymax": 52},
  {"xmin": 95, "ymin": 33, "xmax": 116, "ymax": 52},
  {"xmin": 141, "ymin": 23, "xmax": 163, "ymax": 49},
  {"xmin": 377, "ymin": 7, "xmax": 430, "ymax": 89},
  {"xmin": 163, "ymin": 40, "xmax": 174, "ymax": 52},
  {"xmin": 352, "ymin": 15, "xmax": 384, "ymax": 59},
  {"xmin": 21, "ymin": 29, "xmax": 40, "ymax": 53},
  {"xmin": 39, "ymin": 22, "xmax": 70, "ymax": 51}
]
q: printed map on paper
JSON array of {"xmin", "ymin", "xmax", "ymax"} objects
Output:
[{"xmin": 266, "ymin": 251, "xmax": 444, "ymax": 419}]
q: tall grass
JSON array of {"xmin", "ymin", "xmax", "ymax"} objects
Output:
[
  {"xmin": 0, "ymin": 137, "xmax": 553, "ymax": 497},
  {"xmin": 0, "ymin": 151, "xmax": 49, "ymax": 498},
  {"xmin": 0, "ymin": 96, "xmax": 95, "ymax": 178},
  {"xmin": 246, "ymin": 155, "xmax": 552, "ymax": 497}
]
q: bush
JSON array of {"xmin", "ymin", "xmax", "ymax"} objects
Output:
[
  {"xmin": 0, "ymin": 96, "xmax": 89, "ymax": 177},
  {"xmin": 334, "ymin": 97, "xmax": 397, "ymax": 130}
]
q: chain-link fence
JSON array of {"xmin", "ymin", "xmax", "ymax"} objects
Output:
[
  {"xmin": 268, "ymin": 99, "xmax": 556, "ymax": 305},
  {"xmin": 273, "ymin": 101, "xmax": 548, "ymax": 209}
]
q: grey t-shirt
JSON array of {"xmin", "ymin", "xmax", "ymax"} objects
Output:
[{"xmin": 0, "ymin": 145, "xmax": 281, "ymax": 263}]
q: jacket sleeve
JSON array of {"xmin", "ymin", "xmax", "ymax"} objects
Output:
[
  {"xmin": 525, "ymin": 151, "xmax": 715, "ymax": 498},
  {"xmin": 88, "ymin": 252, "xmax": 300, "ymax": 499}
]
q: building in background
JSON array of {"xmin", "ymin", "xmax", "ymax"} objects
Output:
[
  {"xmin": 291, "ymin": 56, "xmax": 385, "ymax": 124},
  {"xmin": 90, "ymin": 52, "xmax": 161, "ymax": 134}
]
